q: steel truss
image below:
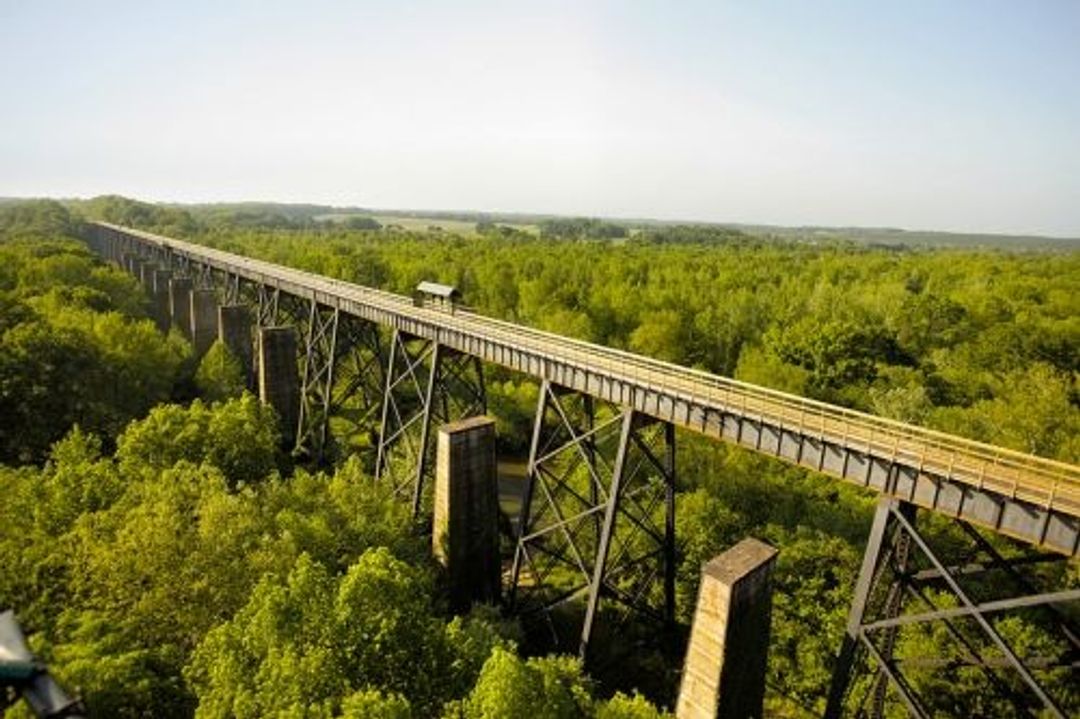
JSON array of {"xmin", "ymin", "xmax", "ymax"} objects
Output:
[
  {"xmin": 191, "ymin": 261, "xmax": 216, "ymax": 291},
  {"xmin": 375, "ymin": 330, "xmax": 486, "ymax": 515},
  {"xmin": 295, "ymin": 302, "xmax": 384, "ymax": 463},
  {"xmin": 170, "ymin": 252, "xmax": 193, "ymax": 280},
  {"xmin": 221, "ymin": 270, "xmax": 241, "ymax": 305},
  {"xmin": 508, "ymin": 380, "xmax": 676, "ymax": 660},
  {"xmin": 235, "ymin": 280, "xmax": 286, "ymax": 330},
  {"xmin": 826, "ymin": 497, "xmax": 1079, "ymax": 718}
]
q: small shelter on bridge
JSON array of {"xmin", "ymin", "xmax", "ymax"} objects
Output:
[{"xmin": 414, "ymin": 281, "xmax": 461, "ymax": 313}]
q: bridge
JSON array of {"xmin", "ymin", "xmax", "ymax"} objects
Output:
[{"xmin": 87, "ymin": 221, "xmax": 1079, "ymax": 717}]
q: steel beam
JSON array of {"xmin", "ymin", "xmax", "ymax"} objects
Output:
[
  {"xmin": 827, "ymin": 497, "xmax": 1077, "ymax": 718},
  {"xmin": 295, "ymin": 298, "xmax": 340, "ymax": 461},
  {"xmin": 375, "ymin": 330, "xmax": 485, "ymax": 514},
  {"xmin": 293, "ymin": 298, "xmax": 386, "ymax": 463},
  {"xmin": 509, "ymin": 381, "xmax": 676, "ymax": 659}
]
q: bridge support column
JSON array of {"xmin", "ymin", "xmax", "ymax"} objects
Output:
[
  {"xmin": 433, "ymin": 416, "xmax": 500, "ymax": 613},
  {"xmin": 218, "ymin": 305, "xmax": 254, "ymax": 387},
  {"xmin": 98, "ymin": 228, "xmax": 117, "ymax": 263},
  {"xmin": 508, "ymin": 380, "xmax": 677, "ymax": 660},
  {"xmin": 151, "ymin": 269, "xmax": 172, "ymax": 332},
  {"xmin": 169, "ymin": 278, "xmax": 193, "ymax": 340},
  {"xmin": 190, "ymin": 289, "xmax": 219, "ymax": 357},
  {"xmin": 676, "ymin": 538, "xmax": 777, "ymax": 719},
  {"xmin": 138, "ymin": 260, "xmax": 156, "ymax": 288},
  {"xmin": 258, "ymin": 327, "xmax": 300, "ymax": 447},
  {"xmin": 375, "ymin": 330, "xmax": 485, "ymax": 516},
  {"xmin": 295, "ymin": 306, "xmax": 383, "ymax": 464},
  {"xmin": 826, "ymin": 497, "xmax": 1077, "ymax": 718}
]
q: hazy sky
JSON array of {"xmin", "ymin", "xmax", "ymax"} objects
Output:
[{"xmin": 2, "ymin": 1, "xmax": 1078, "ymax": 235}]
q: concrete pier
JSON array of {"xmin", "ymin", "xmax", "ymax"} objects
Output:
[
  {"xmin": 676, "ymin": 538, "xmax": 778, "ymax": 719},
  {"xmin": 138, "ymin": 260, "xmax": 156, "ymax": 288},
  {"xmin": 258, "ymin": 327, "xmax": 300, "ymax": 445},
  {"xmin": 218, "ymin": 305, "xmax": 254, "ymax": 385},
  {"xmin": 433, "ymin": 416, "xmax": 500, "ymax": 612},
  {"xmin": 169, "ymin": 278, "xmax": 193, "ymax": 340},
  {"xmin": 190, "ymin": 289, "xmax": 219, "ymax": 357},
  {"xmin": 151, "ymin": 269, "xmax": 172, "ymax": 332}
]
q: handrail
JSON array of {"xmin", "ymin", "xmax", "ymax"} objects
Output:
[{"xmin": 96, "ymin": 222, "xmax": 1080, "ymax": 517}]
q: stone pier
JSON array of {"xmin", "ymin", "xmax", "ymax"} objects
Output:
[
  {"xmin": 258, "ymin": 327, "xmax": 300, "ymax": 446},
  {"xmin": 138, "ymin": 260, "xmax": 156, "ymax": 288},
  {"xmin": 151, "ymin": 269, "xmax": 172, "ymax": 332},
  {"xmin": 218, "ymin": 305, "xmax": 254, "ymax": 385},
  {"xmin": 190, "ymin": 289, "xmax": 219, "ymax": 357},
  {"xmin": 433, "ymin": 416, "xmax": 500, "ymax": 612},
  {"xmin": 169, "ymin": 278, "xmax": 193, "ymax": 340},
  {"xmin": 676, "ymin": 538, "xmax": 778, "ymax": 719}
]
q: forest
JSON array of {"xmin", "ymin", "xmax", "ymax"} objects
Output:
[{"xmin": 1, "ymin": 196, "xmax": 1078, "ymax": 717}]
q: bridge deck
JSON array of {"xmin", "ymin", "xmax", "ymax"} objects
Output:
[{"xmin": 93, "ymin": 222, "xmax": 1080, "ymax": 556}]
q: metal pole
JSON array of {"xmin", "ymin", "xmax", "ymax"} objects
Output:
[
  {"xmin": 664, "ymin": 421, "xmax": 677, "ymax": 629},
  {"xmin": 825, "ymin": 497, "xmax": 897, "ymax": 718},
  {"xmin": 579, "ymin": 409, "xmax": 635, "ymax": 660},
  {"xmin": 374, "ymin": 330, "xmax": 400, "ymax": 482},
  {"xmin": 508, "ymin": 380, "xmax": 551, "ymax": 610},
  {"xmin": 411, "ymin": 343, "xmax": 442, "ymax": 518}
]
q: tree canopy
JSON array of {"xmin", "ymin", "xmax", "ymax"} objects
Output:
[{"xmin": 1, "ymin": 197, "xmax": 1076, "ymax": 717}]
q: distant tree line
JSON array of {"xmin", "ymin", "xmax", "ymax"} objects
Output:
[{"xmin": 538, "ymin": 217, "xmax": 628, "ymax": 239}]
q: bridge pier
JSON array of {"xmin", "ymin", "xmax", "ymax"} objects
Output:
[
  {"xmin": 218, "ymin": 305, "xmax": 254, "ymax": 387},
  {"xmin": 137, "ymin": 260, "xmax": 156, "ymax": 288},
  {"xmin": 433, "ymin": 416, "xmax": 500, "ymax": 613},
  {"xmin": 151, "ymin": 269, "xmax": 172, "ymax": 332},
  {"xmin": 169, "ymin": 277, "xmax": 193, "ymax": 340},
  {"xmin": 258, "ymin": 326, "xmax": 301, "ymax": 447},
  {"xmin": 190, "ymin": 289, "xmax": 219, "ymax": 357},
  {"xmin": 676, "ymin": 538, "xmax": 777, "ymax": 719}
]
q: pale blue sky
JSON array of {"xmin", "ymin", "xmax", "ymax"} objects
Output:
[{"xmin": 2, "ymin": 1, "xmax": 1078, "ymax": 235}]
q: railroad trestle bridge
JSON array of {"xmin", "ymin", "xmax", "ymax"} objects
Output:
[{"xmin": 89, "ymin": 222, "xmax": 1080, "ymax": 717}]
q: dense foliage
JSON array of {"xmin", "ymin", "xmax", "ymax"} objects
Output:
[
  {"xmin": 538, "ymin": 217, "xmax": 628, "ymax": 240},
  {"xmin": 1, "ymin": 200, "xmax": 669, "ymax": 718},
  {"xmin": 2, "ymin": 197, "xmax": 1077, "ymax": 717},
  {"xmin": 0, "ymin": 204, "xmax": 190, "ymax": 462}
]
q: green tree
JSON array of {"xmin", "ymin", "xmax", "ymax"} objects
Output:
[
  {"xmin": 115, "ymin": 394, "xmax": 281, "ymax": 486},
  {"xmin": 453, "ymin": 648, "xmax": 593, "ymax": 719},
  {"xmin": 186, "ymin": 549, "xmax": 507, "ymax": 718},
  {"xmin": 194, "ymin": 340, "xmax": 247, "ymax": 402}
]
